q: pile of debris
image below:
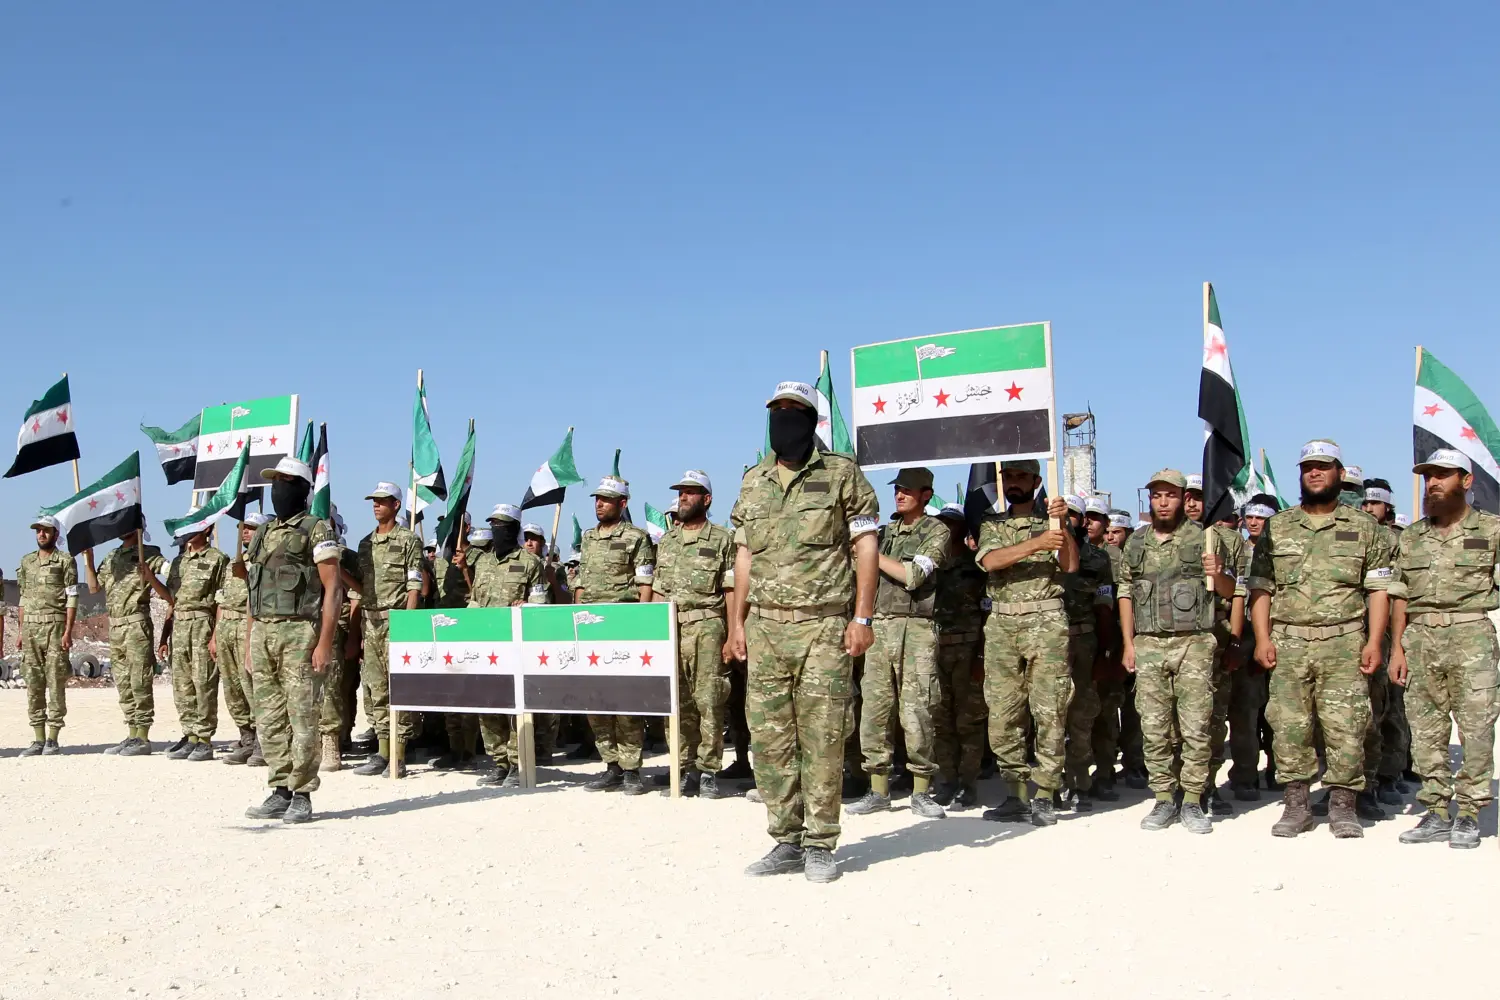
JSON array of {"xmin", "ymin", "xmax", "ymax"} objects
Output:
[{"xmin": 0, "ymin": 596, "xmax": 173, "ymax": 688}]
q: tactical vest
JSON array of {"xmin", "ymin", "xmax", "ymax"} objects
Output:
[
  {"xmin": 874, "ymin": 522, "xmax": 938, "ymax": 618},
  {"xmin": 246, "ymin": 518, "xmax": 323, "ymax": 621},
  {"xmin": 1125, "ymin": 529, "xmax": 1214, "ymax": 635}
]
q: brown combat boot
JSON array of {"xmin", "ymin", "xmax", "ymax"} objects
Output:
[
  {"xmin": 223, "ymin": 726, "xmax": 255, "ymax": 765},
  {"xmin": 1271, "ymin": 780, "xmax": 1314, "ymax": 838},
  {"xmin": 1328, "ymin": 787, "xmax": 1363, "ymax": 838},
  {"xmin": 319, "ymin": 734, "xmax": 342, "ymax": 773}
]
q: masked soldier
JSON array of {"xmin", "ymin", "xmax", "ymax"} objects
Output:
[{"xmin": 16, "ymin": 515, "xmax": 78, "ymax": 754}]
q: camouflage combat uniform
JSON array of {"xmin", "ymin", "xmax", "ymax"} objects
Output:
[
  {"xmin": 653, "ymin": 519, "xmax": 736, "ymax": 774},
  {"xmin": 165, "ymin": 544, "xmax": 229, "ymax": 741},
  {"xmin": 932, "ymin": 555, "xmax": 989, "ymax": 788},
  {"xmin": 432, "ymin": 551, "xmax": 479, "ymax": 756},
  {"xmin": 97, "ymin": 542, "xmax": 168, "ymax": 735},
  {"xmin": 976, "ymin": 510, "xmax": 1072, "ymax": 794},
  {"xmin": 17, "ymin": 547, "xmax": 78, "ymax": 734},
  {"xmin": 1062, "ymin": 538, "xmax": 1115, "ymax": 794},
  {"xmin": 1226, "ymin": 539, "xmax": 1268, "ymax": 791},
  {"xmin": 1247, "ymin": 505, "xmax": 1393, "ymax": 791},
  {"xmin": 1359, "ymin": 520, "xmax": 1402, "ymax": 791},
  {"xmin": 732, "ymin": 450, "xmax": 879, "ymax": 851},
  {"xmin": 577, "ymin": 522, "xmax": 655, "ymax": 769},
  {"xmin": 356, "ymin": 523, "xmax": 424, "ymax": 745},
  {"xmin": 1118, "ymin": 519, "xmax": 1218, "ymax": 799},
  {"xmin": 245, "ymin": 511, "xmax": 340, "ymax": 793},
  {"xmin": 216, "ymin": 566, "xmax": 254, "ymax": 732},
  {"xmin": 1390, "ymin": 509, "xmax": 1500, "ymax": 817},
  {"xmin": 469, "ymin": 544, "xmax": 547, "ymax": 770},
  {"xmin": 1205, "ymin": 524, "xmax": 1247, "ymax": 793},
  {"xmin": 858, "ymin": 515, "xmax": 950, "ymax": 779}
]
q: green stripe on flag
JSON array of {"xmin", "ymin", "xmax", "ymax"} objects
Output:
[
  {"xmin": 520, "ymin": 603, "xmax": 672, "ymax": 643},
  {"xmin": 200, "ymin": 395, "xmax": 294, "ymax": 434},
  {"xmin": 1419, "ymin": 348, "xmax": 1500, "ymax": 458},
  {"xmin": 389, "ymin": 607, "xmax": 514, "ymax": 643},
  {"xmin": 853, "ymin": 324, "xmax": 1047, "ymax": 388}
]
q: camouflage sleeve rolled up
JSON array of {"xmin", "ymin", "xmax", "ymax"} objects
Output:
[
  {"xmin": 1364, "ymin": 520, "xmax": 1394, "ymax": 592},
  {"xmin": 1247, "ymin": 527, "xmax": 1274, "ymax": 595},
  {"xmin": 400, "ymin": 530, "xmax": 424, "ymax": 592},
  {"xmin": 632, "ymin": 531, "xmax": 656, "ymax": 588},
  {"xmin": 1114, "ymin": 533, "xmax": 1139, "ymax": 602}
]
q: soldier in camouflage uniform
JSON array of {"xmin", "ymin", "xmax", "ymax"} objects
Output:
[
  {"xmin": 730, "ymin": 382, "xmax": 878, "ymax": 883},
  {"xmin": 651, "ymin": 471, "xmax": 736, "ymax": 798},
  {"xmin": 218, "ymin": 515, "xmax": 267, "ymax": 765},
  {"xmin": 1249, "ymin": 440, "xmax": 1393, "ymax": 839},
  {"xmin": 317, "ymin": 538, "xmax": 360, "ymax": 773},
  {"xmin": 160, "ymin": 523, "xmax": 229, "ymax": 761},
  {"xmin": 239, "ymin": 457, "xmax": 343, "ymax": 823},
  {"xmin": 1390, "ymin": 450, "xmax": 1500, "ymax": 849},
  {"xmin": 1362, "ymin": 478, "xmax": 1412, "ymax": 805},
  {"xmin": 845, "ymin": 468, "xmax": 950, "ymax": 820},
  {"xmin": 975, "ymin": 460, "xmax": 1076, "ymax": 827},
  {"xmin": 1092, "ymin": 509, "xmax": 1135, "ymax": 794},
  {"xmin": 930, "ymin": 503, "xmax": 988, "ymax": 809},
  {"xmin": 428, "ymin": 519, "xmax": 480, "ymax": 772},
  {"xmin": 349, "ymin": 482, "xmax": 425, "ymax": 778},
  {"xmin": 16, "ymin": 515, "xmax": 78, "ymax": 755},
  {"xmin": 520, "ymin": 522, "xmax": 563, "ymax": 760},
  {"xmin": 1228, "ymin": 496, "xmax": 1278, "ymax": 799},
  {"xmin": 465, "ymin": 505, "xmax": 547, "ymax": 787},
  {"xmin": 86, "ymin": 529, "xmax": 168, "ymax": 755},
  {"xmin": 1118, "ymin": 471, "xmax": 1235, "ymax": 834},
  {"xmin": 1059, "ymin": 495, "xmax": 1116, "ymax": 811},
  {"xmin": 576, "ymin": 482, "xmax": 656, "ymax": 794}
]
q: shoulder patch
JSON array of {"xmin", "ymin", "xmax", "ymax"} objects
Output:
[
  {"xmin": 803, "ymin": 480, "xmax": 831, "ymax": 493},
  {"xmin": 1335, "ymin": 531, "xmax": 1360, "ymax": 542},
  {"xmin": 1463, "ymin": 538, "xmax": 1489, "ymax": 550}
]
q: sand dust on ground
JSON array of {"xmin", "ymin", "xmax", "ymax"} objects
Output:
[{"xmin": 1, "ymin": 687, "xmax": 1496, "ymax": 1000}]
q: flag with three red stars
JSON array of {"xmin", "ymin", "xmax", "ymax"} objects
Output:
[
  {"xmin": 38, "ymin": 452, "xmax": 144, "ymax": 553},
  {"xmin": 1414, "ymin": 347, "xmax": 1500, "ymax": 513},
  {"xmin": 4, "ymin": 375, "xmax": 80, "ymax": 478},
  {"xmin": 193, "ymin": 394, "xmax": 299, "ymax": 490}
]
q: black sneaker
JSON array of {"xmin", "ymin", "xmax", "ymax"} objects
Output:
[
  {"xmin": 803, "ymin": 847, "xmax": 839, "ymax": 883},
  {"xmin": 187, "ymin": 741, "xmax": 214, "ymax": 762},
  {"xmin": 982, "ymin": 797, "xmax": 1031, "ymax": 822},
  {"xmin": 19, "ymin": 740, "xmax": 44, "ymax": 757},
  {"xmin": 282, "ymin": 792, "xmax": 313, "ymax": 824},
  {"xmin": 586, "ymin": 763, "xmax": 624, "ymax": 792},
  {"xmin": 744, "ymin": 843, "xmax": 804, "ymax": 877},
  {"xmin": 717, "ymin": 758, "xmax": 753, "ymax": 780},
  {"xmin": 931, "ymin": 781, "xmax": 957, "ymax": 807},
  {"xmin": 1376, "ymin": 778, "xmax": 1403, "ymax": 806},
  {"xmin": 41, "ymin": 739, "xmax": 61, "ymax": 756},
  {"xmin": 953, "ymin": 784, "xmax": 980, "ymax": 810},
  {"xmin": 1140, "ymin": 799, "xmax": 1179, "ymax": 832},
  {"xmin": 566, "ymin": 741, "xmax": 600, "ymax": 761},
  {"xmin": 1399, "ymin": 810, "xmax": 1452, "ymax": 845},
  {"xmin": 1029, "ymin": 795, "xmax": 1057, "ymax": 827},
  {"xmin": 845, "ymin": 789, "xmax": 892, "ymax": 815},
  {"xmin": 246, "ymin": 739, "xmax": 266, "ymax": 767},
  {"xmin": 699, "ymin": 773, "xmax": 722, "ymax": 799},
  {"xmin": 352, "ymin": 753, "xmax": 388, "ymax": 777},
  {"xmin": 429, "ymin": 752, "xmax": 466, "ymax": 770},
  {"xmin": 681, "ymin": 771, "xmax": 701, "ymax": 797},
  {"xmin": 1233, "ymin": 783, "xmax": 1261, "ymax": 802},
  {"xmin": 245, "ymin": 788, "xmax": 293, "ymax": 819},
  {"xmin": 1123, "ymin": 767, "xmax": 1149, "ymax": 790},
  {"xmin": 475, "ymin": 768, "xmax": 505, "ymax": 787},
  {"xmin": 1449, "ymin": 814, "xmax": 1480, "ymax": 850},
  {"xmin": 1206, "ymin": 789, "xmax": 1234, "ymax": 817},
  {"xmin": 621, "ymin": 770, "xmax": 649, "ymax": 796},
  {"xmin": 1355, "ymin": 790, "xmax": 1386, "ymax": 822},
  {"xmin": 1091, "ymin": 781, "xmax": 1120, "ymax": 803},
  {"xmin": 165, "ymin": 735, "xmax": 190, "ymax": 757}
]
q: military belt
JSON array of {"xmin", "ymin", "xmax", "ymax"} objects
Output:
[
  {"xmin": 1271, "ymin": 620, "xmax": 1364, "ymax": 640},
  {"xmin": 174, "ymin": 609, "xmax": 213, "ymax": 621},
  {"xmin": 22, "ymin": 611, "xmax": 68, "ymax": 624},
  {"xmin": 1409, "ymin": 611, "xmax": 1492, "ymax": 627},
  {"xmin": 217, "ymin": 609, "xmax": 247, "ymax": 621},
  {"xmin": 364, "ymin": 608, "xmax": 392, "ymax": 622},
  {"xmin": 110, "ymin": 612, "xmax": 150, "ymax": 627},
  {"xmin": 937, "ymin": 631, "xmax": 980, "ymax": 646},
  {"xmin": 749, "ymin": 603, "xmax": 849, "ymax": 624},
  {"xmin": 677, "ymin": 607, "xmax": 725, "ymax": 625},
  {"xmin": 1067, "ymin": 622, "xmax": 1095, "ymax": 637},
  {"xmin": 991, "ymin": 598, "xmax": 1064, "ymax": 615}
]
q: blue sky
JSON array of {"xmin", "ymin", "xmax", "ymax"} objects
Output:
[{"xmin": 3, "ymin": 4, "xmax": 1497, "ymax": 569}]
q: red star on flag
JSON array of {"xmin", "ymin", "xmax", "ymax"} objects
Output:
[
  {"xmin": 443, "ymin": 652, "xmax": 453, "ymax": 665},
  {"xmin": 1205, "ymin": 336, "xmax": 1227, "ymax": 361},
  {"xmin": 639, "ymin": 650, "xmax": 653, "ymax": 666},
  {"xmin": 401, "ymin": 652, "xmax": 411, "ymax": 665},
  {"xmin": 170, "ymin": 445, "xmax": 180, "ymax": 455},
  {"xmin": 56, "ymin": 408, "xmax": 68, "ymax": 425},
  {"xmin": 1423, "ymin": 404, "xmax": 1442, "ymax": 417},
  {"xmin": 873, "ymin": 397, "xmax": 886, "ymax": 414},
  {"xmin": 236, "ymin": 439, "xmax": 244, "ymax": 449},
  {"xmin": 115, "ymin": 490, "xmax": 125, "ymax": 501},
  {"xmin": 487, "ymin": 652, "xmax": 498, "ymax": 665},
  {"xmin": 269, "ymin": 435, "xmax": 277, "ymax": 446},
  {"xmin": 31, "ymin": 419, "xmax": 41, "ymax": 433},
  {"xmin": 537, "ymin": 651, "xmax": 549, "ymax": 665},
  {"xmin": 933, "ymin": 389, "xmax": 950, "ymax": 407},
  {"xmin": 206, "ymin": 442, "xmax": 214, "ymax": 453},
  {"xmin": 1461, "ymin": 426, "xmax": 1478, "ymax": 441},
  {"xmin": 87, "ymin": 498, "xmax": 99, "ymax": 510},
  {"xmin": 317, "ymin": 462, "xmax": 327, "ymax": 476},
  {"xmin": 1005, "ymin": 383, "xmax": 1023, "ymax": 401},
  {"xmin": 587, "ymin": 651, "xmax": 599, "ymax": 665}
]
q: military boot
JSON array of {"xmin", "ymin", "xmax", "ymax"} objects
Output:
[
  {"xmin": 1449, "ymin": 814, "xmax": 1480, "ymax": 850},
  {"xmin": 246, "ymin": 737, "xmax": 266, "ymax": 767},
  {"xmin": 1091, "ymin": 778, "xmax": 1120, "ymax": 803},
  {"xmin": 718, "ymin": 757, "xmax": 753, "ymax": 780},
  {"xmin": 744, "ymin": 843, "xmax": 804, "ymax": 877},
  {"xmin": 586, "ymin": 762, "xmax": 624, "ymax": 792},
  {"xmin": 1140, "ymin": 797, "xmax": 1179, "ymax": 832},
  {"xmin": 245, "ymin": 787, "xmax": 292, "ymax": 819},
  {"xmin": 501, "ymin": 768, "xmax": 522, "ymax": 788},
  {"xmin": 1355, "ymin": 790, "xmax": 1386, "ymax": 822},
  {"xmin": 1375, "ymin": 777, "xmax": 1403, "ymax": 806},
  {"xmin": 475, "ymin": 767, "xmax": 506, "ymax": 787},
  {"xmin": 282, "ymin": 792, "xmax": 313, "ymax": 824},
  {"xmin": 224, "ymin": 727, "xmax": 255, "ymax": 765},
  {"xmin": 1328, "ymin": 787, "xmax": 1363, "ymax": 838},
  {"xmin": 1271, "ymin": 781, "xmax": 1314, "ymax": 838},
  {"xmin": 846, "ymin": 772, "xmax": 892, "ymax": 815},
  {"xmin": 1205, "ymin": 788, "xmax": 1234, "ymax": 817},
  {"xmin": 1399, "ymin": 810, "xmax": 1452, "ymax": 844},
  {"xmin": 698, "ymin": 772, "xmax": 722, "ymax": 799},
  {"xmin": 680, "ymin": 770, "xmax": 701, "ymax": 797},
  {"xmin": 319, "ymin": 734, "xmax": 342, "ymax": 772},
  {"xmin": 621, "ymin": 769, "xmax": 649, "ymax": 795}
]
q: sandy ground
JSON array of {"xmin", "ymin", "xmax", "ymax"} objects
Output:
[{"xmin": 2, "ymin": 688, "xmax": 1498, "ymax": 1000}]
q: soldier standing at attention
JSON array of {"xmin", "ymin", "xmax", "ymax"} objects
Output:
[
  {"xmin": 1362, "ymin": 477, "xmax": 1411, "ymax": 806},
  {"xmin": 85, "ymin": 530, "xmax": 168, "ymax": 755},
  {"xmin": 219, "ymin": 515, "xmax": 267, "ymax": 765},
  {"xmin": 975, "ymin": 460, "xmax": 1076, "ymax": 827},
  {"xmin": 349, "ymin": 482, "xmax": 424, "ymax": 778},
  {"xmin": 1118, "ymin": 471, "xmax": 1235, "ymax": 834},
  {"xmin": 429, "ymin": 520, "xmax": 480, "ymax": 772},
  {"xmin": 16, "ymin": 515, "xmax": 78, "ymax": 755},
  {"xmin": 729, "ymin": 381, "xmax": 878, "ymax": 883},
  {"xmin": 1058, "ymin": 495, "xmax": 1115, "ymax": 811},
  {"xmin": 651, "ymin": 471, "xmax": 736, "ymax": 798},
  {"xmin": 576, "ymin": 480, "xmax": 656, "ymax": 793},
  {"xmin": 159, "ymin": 524, "xmax": 229, "ymax": 761},
  {"xmin": 1249, "ymin": 440, "xmax": 1393, "ymax": 839},
  {"xmin": 929, "ymin": 503, "xmax": 988, "ymax": 809},
  {"xmin": 1390, "ymin": 450, "xmax": 1500, "ymax": 849},
  {"xmin": 846, "ymin": 467, "xmax": 950, "ymax": 820},
  {"xmin": 1092, "ymin": 509, "xmax": 1136, "ymax": 793},
  {"xmin": 238, "ymin": 456, "xmax": 343, "ymax": 823},
  {"xmin": 1227, "ymin": 496, "xmax": 1277, "ymax": 799},
  {"xmin": 520, "ymin": 522, "xmax": 565, "ymax": 761}
]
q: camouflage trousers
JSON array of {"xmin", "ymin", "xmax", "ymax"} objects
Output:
[
  {"xmin": 745, "ymin": 613, "xmax": 852, "ymax": 852},
  {"xmin": 21, "ymin": 618, "xmax": 69, "ymax": 730},
  {"xmin": 319, "ymin": 624, "xmax": 351, "ymax": 737},
  {"xmin": 445, "ymin": 713, "xmax": 481, "ymax": 755},
  {"xmin": 858, "ymin": 615, "xmax": 939, "ymax": 778},
  {"xmin": 1405, "ymin": 619, "xmax": 1500, "ymax": 814},
  {"xmin": 250, "ymin": 618, "xmax": 324, "ymax": 794},
  {"xmin": 1205, "ymin": 628, "xmax": 1232, "ymax": 791},
  {"xmin": 1120, "ymin": 676, "xmax": 1145, "ymax": 770},
  {"xmin": 1227, "ymin": 666, "xmax": 1268, "ymax": 789},
  {"xmin": 677, "ymin": 616, "xmax": 730, "ymax": 773},
  {"xmin": 1266, "ymin": 627, "xmax": 1370, "ymax": 791},
  {"xmin": 481, "ymin": 714, "xmax": 523, "ymax": 769},
  {"xmin": 983, "ymin": 609, "xmax": 1071, "ymax": 792},
  {"xmin": 1134, "ymin": 632, "xmax": 1216, "ymax": 797},
  {"xmin": 1381, "ymin": 684, "xmax": 1412, "ymax": 779},
  {"xmin": 587, "ymin": 714, "xmax": 645, "ymax": 770},
  {"xmin": 933, "ymin": 632, "xmax": 986, "ymax": 785},
  {"xmin": 169, "ymin": 615, "xmax": 219, "ymax": 740},
  {"xmin": 1063, "ymin": 629, "xmax": 1100, "ymax": 792},
  {"xmin": 109, "ymin": 616, "xmax": 155, "ymax": 730},
  {"xmin": 1362, "ymin": 668, "xmax": 1391, "ymax": 788},
  {"xmin": 1091, "ymin": 673, "xmax": 1124, "ymax": 778},
  {"xmin": 362, "ymin": 616, "xmax": 418, "ymax": 742},
  {"xmin": 217, "ymin": 616, "xmax": 254, "ymax": 731}
]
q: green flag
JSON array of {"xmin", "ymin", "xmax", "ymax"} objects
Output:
[
  {"xmin": 296, "ymin": 420, "xmax": 315, "ymax": 465},
  {"xmin": 164, "ymin": 440, "xmax": 251, "ymax": 540},
  {"xmin": 815, "ymin": 350, "xmax": 854, "ymax": 453},
  {"xmin": 309, "ymin": 424, "xmax": 332, "ymax": 521},
  {"xmin": 435, "ymin": 420, "xmax": 477, "ymax": 558},
  {"xmin": 411, "ymin": 378, "xmax": 447, "ymax": 520},
  {"xmin": 570, "ymin": 514, "xmax": 583, "ymax": 554},
  {"xmin": 643, "ymin": 502, "xmax": 669, "ymax": 544}
]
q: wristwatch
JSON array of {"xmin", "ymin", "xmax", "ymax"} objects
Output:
[{"xmin": 852, "ymin": 616, "xmax": 873, "ymax": 627}]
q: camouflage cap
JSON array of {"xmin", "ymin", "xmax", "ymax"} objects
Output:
[
  {"xmin": 1298, "ymin": 439, "xmax": 1342, "ymax": 465},
  {"xmin": 888, "ymin": 467, "xmax": 934, "ymax": 490},
  {"xmin": 1145, "ymin": 469, "xmax": 1188, "ymax": 489},
  {"xmin": 1000, "ymin": 459, "xmax": 1041, "ymax": 475},
  {"xmin": 1414, "ymin": 448, "xmax": 1472, "ymax": 475}
]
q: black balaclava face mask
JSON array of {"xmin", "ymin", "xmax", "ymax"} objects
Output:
[
  {"xmin": 271, "ymin": 478, "xmax": 310, "ymax": 520},
  {"xmin": 768, "ymin": 406, "xmax": 818, "ymax": 464},
  {"xmin": 492, "ymin": 521, "xmax": 522, "ymax": 557}
]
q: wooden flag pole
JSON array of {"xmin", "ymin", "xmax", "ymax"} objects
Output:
[
  {"xmin": 1204, "ymin": 282, "xmax": 1216, "ymax": 592},
  {"xmin": 392, "ymin": 369, "xmax": 422, "ymax": 779},
  {"xmin": 1413, "ymin": 346, "xmax": 1423, "ymax": 520},
  {"xmin": 518, "ymin": 712, "xmax": 537, "ymax": 789},
  {"xmin": 63, "ymin": 373, "xmax": 91, "ymax": 575}
]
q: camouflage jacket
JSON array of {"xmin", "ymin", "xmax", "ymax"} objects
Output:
[
  {"xmin": 469, "ymin": 547, "xmax": 546, "ymax": 608},
  {"xmin": 731, "ymin": 449, "xmax": 878, "ymax": 611},
  {"xmin": 875, "ymin": 515, "xmax": 950, "ymax": 618},
  {"xmin": 934, "ymin": 559, "xmax": 988, "ymax": 635},
  {"xmin": 1247, "ymin": 505, "xmax": 1393, "ymax": 627},
  {"xmin": 1208, "ymin": 523, "xmax": 1248, "ymax": 609},
  {"xmin": 18, "ymin": 548, "xmax": 78, "ymax": 618},
  {"xmin": 654, "ymin": 521, "xmax": 735, "ymax": 614},
  {"xmin": 1118, "ymin": 518, "xmax": 1216, "ymax": 634},
  {"xmin": 356, "ymin": 525, "xmax": 424, "ymax": 612},
  {"xmin": 97, "ymin": 543, "xmax": 167, "ymax": 621},
  {"xmin": 975, "ymin": 509, "xmax": 1066, "ymax": 606},
  {"xmin": 1063, "ymin": 540, "xmax": 1115, "ymax": 626},
  {"xmin": 166, "ymin": 545, "xmax": 230, "ymax": 613},
  {"xmin": 431, "ymin": 553, "xmax": 470, "ymax": 609},
  {"xmin": 1390, "ymin": 507, "xmax": 1500, "ymax": 615},
  {"xmin": 216, "ymin": 570, "xmax": 249, "ymax": 618},
  {"xmin": 579, "ymin": 521, "xmax": 655, "ymax": 604}
]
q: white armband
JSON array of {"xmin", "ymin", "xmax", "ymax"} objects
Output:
[{"xmin": 849, "ymin": 515, "xmax": 878, "ymax": 537}]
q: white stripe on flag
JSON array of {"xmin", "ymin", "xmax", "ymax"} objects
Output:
[
  {"xmin": 17, "ymin": 404, "xmax": 74, "ymax": 448},
  {"xmin": 851, "ymin": 368, "xmax": 1052, "ymax": 427},
  {"xmin": 1414, "ymin": 385, "xmax": 1500, "ymax": 480}
]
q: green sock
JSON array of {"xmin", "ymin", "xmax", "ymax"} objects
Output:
[
  {"xmin": 1182, "ymin": 793, "xmax": 1202, "ymax": 807},
  {"xmin": 912, "ymin": 774, "xmax": 931, "ymax": 795},
  {"xmin": 128, "ymin": 726, "xmax": 141, "ymax": 740},
  {"xmin": 33, "ymin": 725, "xmax": 46, "ymax": 742},
  {"xmin": 45, "ymin": 727, "xmax": 59, "ymax": 741},
  {"xmin": 379, "ymin": 738, "xmax": 391, "ymax": 759},
  {"xmin": 870, "ymin": 773, "xmax": 890, "ymax": 796},
  {"xmin": 1157, "ymin": 791, "xmax": 1176, "ymax": 804},
  {"xmin": 1458, "ymin": 809, "xmax": 1478, "ymax": 821},
  {"xmin": 1010, "ymin": 780, "xmax": 1030, "ymax": 803}
]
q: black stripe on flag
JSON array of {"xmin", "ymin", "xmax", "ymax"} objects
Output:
[
  {"xmin": 855, "ymin": 411, "xmax": 1051, "ymax": 468},
  {"xmin": 65, "ymin": 505, "xmax": 144, "ymax": 554},
  {"xmin": 391, "ymin": 674, "xmax": 517, "ymax": 711},
  {"xmin": 520, "ymin": 486, "xmax": 565, "ymax": 511},
  {"xmin": 524, "ymin": 675, "xmax": 673, "ymax": 715},
  {"xmin": 1198, "ymin": 368, "xmax": 1246, "ymax": 527},
  {"xmin": 5, "ymin": 432, "xmax": 81, "ymax": 479},
  {"xmin": 161, "ymin": 454, "xmax": 197, "ymax": 485},
  {"xmin": 1414, "ymin": 426, "xmax": 1499, "ymax": 514},
  {"xmin": 194, "ymin": 452, "xmax": 283, "ymax": 491}
]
